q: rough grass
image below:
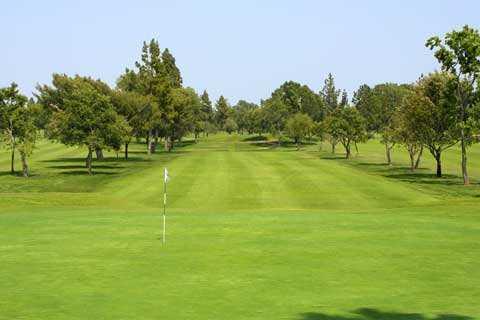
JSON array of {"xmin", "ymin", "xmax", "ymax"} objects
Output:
[{"xmin": 0, "ymin": 134, "xmax": 479, "ymax": 319}]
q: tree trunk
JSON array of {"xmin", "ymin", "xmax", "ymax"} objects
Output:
[
  {"xmin": 435, "ymin": 153, "xmax": 442, "ymax": 178},
  {"xmin": 124, "ymin": 143, "xmax": 129, "ymax": 160},
  {"xmin": 331, "ymin": 140, "xmax": 336, "ymax": 154},
  {"xmin": 408, "ymin": 149, "xmax": 415, "ymax": 171},
  {"xmin": 147, "ymin": 130, "xmax": 153, "ymax": 155},
  {"xmin": 151, "ymin": 129, "xmax": 158, "ymax": 153},
  {"xmin": 95, "ymin": 147, "xmax": 104, "ymax": 160},
  {"xmin": 461, "ymin": 129, "xmax": 469, "ymax": 185},
  {"xmin": 345, "ymin": 141, "xmax": 351, "ymax": 159},
  {"xmin": 20, "ymin": 151, "xmax": 29, "ymax": 177},
  {"xmin": 414, "ymin": 146, "xmax": 423, "ymax": 169},
  {"xmin": 10, "ymin": 145, "xmax": 15, "ymax": 174},
  {"xmin": 385, "ymin": 143, "xmax": 392, "ymax": 166},
  {"xmin": 164, "ymin": 137, "xmax": 171, "ymax": 152},
  {"xmin": 86, "ymin": 147, "xmax": 93, "ymax": 175}
]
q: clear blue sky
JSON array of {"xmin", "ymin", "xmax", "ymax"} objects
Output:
[{"xmin": 1, "ymin": 0, "xmax": 479, "ymax": 104}]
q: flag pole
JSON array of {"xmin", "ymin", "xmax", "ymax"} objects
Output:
[{"xmin": 163, "ymin": 168, "xmax": 167, "ymax": 245}]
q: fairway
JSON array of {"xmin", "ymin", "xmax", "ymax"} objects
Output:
[{"xmin": 1, "ymin": 134, "xmax": 479, "ymax": 319}]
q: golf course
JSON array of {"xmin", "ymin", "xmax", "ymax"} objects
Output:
[{"xmin": 1, "ymin": 134, "xmax": 479, "ymax": 320}]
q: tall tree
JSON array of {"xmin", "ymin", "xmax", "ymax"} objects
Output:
[
  {"xmin": 162, "ymin": 48, "xmax": 183, "ymax": 88},
  {"xmin": 118, "ymin": 39, "xmax": 180, "ymax": 154},
  {"xmin": 321, "ymin": 73, "xmax": 340, "ymax": 112},
  {"xmin": 215, "ymin": 95, "xmax": 231, "ymax": 129},
  {"xmin": 200, "ymin": 90, "xmax": 214, "ymax": 136},
  {"xmin": 426, "ymin": 25, "xmax": 480, "ymax": 185},
  {"xmin": 340, "ymin": 90, "xmax": 349, "ymax": 107}
]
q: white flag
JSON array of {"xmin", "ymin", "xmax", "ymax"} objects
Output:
[{"xmin": 164, "ymin": 168, "xmax": 169, "ymax": 183}]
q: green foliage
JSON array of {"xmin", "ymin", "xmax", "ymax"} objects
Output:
[
  {"xmin": 169, "ymin": 87, "xmax": 202, "ymax": 143},
  {"xmin": 426, "ymin": 25, "xmax": 480, "ymax": 184},
  {"xmin": 321, "ymin": 73, "xmax": 341, "ymax": 112},
  {"xmin": 0, "ymin": 83, "xmax": 37, "ymax": 176},
  {"xmin": 214, "ymin": 95, "xmax": 231, "ymax": 129},
  {"xmin": 162, "ymin": 48, "xmax": 183, "ymax": 88},
  {"xmin": 285, "ymin": 113, "xmax": 315, "ymax": 148},
  {"xmin": 224, "ymin": 118, "xmax": 238, "ymax": 134},
  {"xmin": 232, "ymin": 100, "xmax": 258, "ymax": 134},
  {"xmin": 37, "ymin": 74, "xmax": 128, "ymax": 174},
  {"xmin": 324, "ymin": 107, "xmax": 367, "ymax": 158},
  {"xmin": 398, "ymin": 72, "xmax": 459, "ymax": 176}
]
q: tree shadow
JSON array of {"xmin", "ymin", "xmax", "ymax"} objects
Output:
[
  {"xmin": 250, "ymin": 141, "xmax": 281, "ymax": 149},
  {"xmin": 242, "ymin": 135, "xmax": 268, "ymax": 142},
  {"xmin": 384, "ymin": 173, "xmax": 464, "ymax": 186},
  {"xmin": 299, "ymin": 308, "xmax": 473, "ymax": 320},
  {"xmin": 41, "ymin": 156, "xmax": 147, "ymax": 163},
  {"xmin": 59, "ymin": 170, "xmax": 117, "ymax": 176},
  {"xmin": 47, "ymin": 164, "xmax": 124, "ymax": 170}
]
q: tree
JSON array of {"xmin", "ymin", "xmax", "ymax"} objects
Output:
[
  {"xmin": 224, "ymin": 118, "xmax": 238, "ymax": 134},
  {"xmin": 285, "ymin": 113, "xmax": 315, "ymax": 150},
  {"xmin": 391, "ymin": 111, "xmax": 423, "ymax": 171},
  {"xmin": 162, "ymin": 48, "xmax": 182, "ymax": 88},
  {"xmin": 37, "ymin": 74, "xmax": 128, "ymax": 175},
  {"xmin": 233, "ymin": 100, "xmax": 258, "ymax": 134},
  {"xmin": 340, "ymin": 90, "xmax": 348, "ymax": 107},
  {"xmin": 111, "ymin": 90, "xmax": 154, "ymax": 159},
  {"xmin": 426, "ymin": 25, "xmax": 480, "ymax": 185},
  {"xmin": 117, "ymin": 39, "xmax": 182, "ymax": 154},
  {"xmin": 0, "ymin": 83, "xmax": 37, "ymax": 176},
  {"xmin": 15, "ymin": 105, "xmax": 37, "ymax": 177},
  {"xmin": 215, "ymin": 95, "xmax": 231, "ymax": 129},
  {"xmin": 400, "ymin": 72, "xmax": 459, "ymax": 177},
  {"xmin": 353, "ymin": 84, "xmax": 376, "ymax": 131},
  {"xmin": 321, "ymin": 73, "xmax": 340, "ymax": 112},
  {"xmin": 200, "ymin": 90, "xmax": 214, "ymax": 136},
  {"xmin": 371, "ymin": 83, "xmax": 411, "ymax": 165},
  {"xmin": 260, "ymin": 96, "xmax": 289, "ymax": 137},
  {"xmin": 269, "ymin": 81, "xmax": 325, "ymax": 121},
  {"xmin": 167, "ymin": 87, "xmax": 201, "ymax": 149},
  {"xmin": 324, "ymin": 107, "xmax": 367, "ymax": 159}
]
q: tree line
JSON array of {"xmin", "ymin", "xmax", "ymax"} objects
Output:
[{"xmin": 0, "ymin": 26, "xmax": 479, "ymax": 184}]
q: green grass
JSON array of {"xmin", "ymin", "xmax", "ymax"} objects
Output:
[{"xmin": 1, "ymin": 134, "xmax": 479, "ymax": 319}]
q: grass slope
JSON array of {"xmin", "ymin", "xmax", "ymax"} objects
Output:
[{"xmin": 0, "ymin": 134, "xmax": 479, "ymax": 320}]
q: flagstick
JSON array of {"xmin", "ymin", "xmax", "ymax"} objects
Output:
[{"xmin": 163, "ymin": 174, "xmax": 167, "ymax": 245}]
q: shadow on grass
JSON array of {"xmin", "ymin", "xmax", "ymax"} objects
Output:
[
  {"xmin": 385, "ymin": 172, "xmax": 467, "ymax": 186},
  {"xmin": 242, "ymin": 135, "xmax": 268, "ymax": 142},
  {"xmin": 41, "ymin": 156, "xmax": 147, "ymax": 163},
  {"xmin": 300, "ymin": 308, "xmax": 473, "ymax": 320},
  {"xmin": 59, "ymin": 170, "xmax": 117, "ymax": 176},
  {"xmin": 349, "ymin": 161, "xmax": 470, "ymax": 187},
  {"xmin": 47, "ymin": 164, "xmax": 124, "ymax": 170}
]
